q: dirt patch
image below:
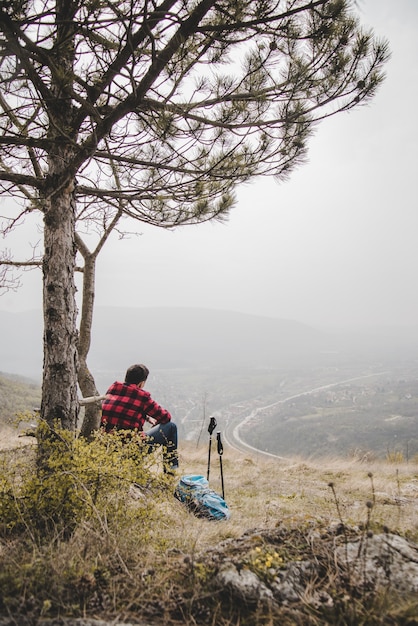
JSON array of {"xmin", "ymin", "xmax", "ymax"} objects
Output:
[{"xmin": 0, "ymin": 426, "xmax": 36, "ymax": 451}]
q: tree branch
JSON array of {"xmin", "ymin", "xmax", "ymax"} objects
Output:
[{"xmin": 71, "ymin": 0, "xmax": 218, "ymax": 173}]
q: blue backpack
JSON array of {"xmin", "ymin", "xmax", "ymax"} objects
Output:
[{"xmin": 174, "ymin": 474, "xmax": 230, "ymax": 521}]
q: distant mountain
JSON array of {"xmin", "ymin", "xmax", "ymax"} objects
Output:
[
  {"xmin": 0, "ymin": 306, "xmax": 416, "ymax": 383},
  {"xmin": 89, "ymin": 306, "xmax": 331, "ymax": 371},
  {"xmin": 0, "ymin": 307, "xmax": 327, "ymax": 380}
]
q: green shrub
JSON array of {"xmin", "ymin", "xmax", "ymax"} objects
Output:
[
  {"xmin": 0, "ymin": 421, "xmax": 167, "ymax": 540},
  {"xmin": 0, "ymin": 422, "xmax": 174, "ymax": 616}
]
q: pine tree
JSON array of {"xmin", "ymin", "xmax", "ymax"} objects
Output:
[{"xmin": 0, "ymin": 0, "xmax": 389, "ymax": 431}]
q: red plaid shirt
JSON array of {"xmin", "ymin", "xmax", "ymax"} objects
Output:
[{"xmin": 101, "ymin": 381, "xmax": 171, "ymax": 431}]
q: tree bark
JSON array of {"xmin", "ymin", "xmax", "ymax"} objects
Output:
[{"xmin": 41, "ymin": 180, "xmax": 79, "ymax": 431}]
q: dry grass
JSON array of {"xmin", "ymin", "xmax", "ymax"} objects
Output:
[
  {"xmin": 2, "ymin": 434, "xmax": 417, "ymax": 549},
  {"xmin": 1, "ymin": 434, "xmax": 418, "ymax": 624},
  {"xmin": 174, "ymin": 441, "xmax": 418, "ymax": 551}
]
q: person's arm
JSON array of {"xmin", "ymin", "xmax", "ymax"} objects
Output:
[{"xmin": 141, "ymin": 390, "xmax": 172, "ymax": 424}]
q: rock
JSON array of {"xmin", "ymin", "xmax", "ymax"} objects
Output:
[
  {"xmin": 210, "ymin": 527, "xmax": 418, "ymax": 609},
  {"xmin": 270, "ymin": 560, "xmax": 315, "ymax": 603},
  {"xmin": 217, "ymin": 566, "xmax": 274, "ymax": 603},
  {"xmin": 335, "ymin": 532, "xmax": 418, "ymax": 594}
]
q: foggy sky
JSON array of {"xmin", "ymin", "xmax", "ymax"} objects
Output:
[{"xmin": 1, "ymin": 0, "xmax": 417, "ymax": 330}]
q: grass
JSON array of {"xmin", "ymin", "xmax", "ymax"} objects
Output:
[
  {"xmin": 1, "ymin": 430, "xmax": 418, "ymax": 624},
  {"xmin": 180, "ymin": 444, "xmax": 418, "ymax": 542}
]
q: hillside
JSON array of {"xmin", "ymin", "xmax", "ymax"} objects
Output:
[
  {"xmin": 1, "ymin": 437, "xmax": 418, "ymax": 625},
  {"xmin": 1, "ymin": 370, "xmax": 417, "ymax": 623},
  {"xmin": 0, "ymin": 373, "xmax": 41, "ymax": 441},
  {"xmin": 234, "ymin": 364, "xmax": 418, "ymax": 461}
]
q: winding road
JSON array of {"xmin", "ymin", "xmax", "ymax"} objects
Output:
[{"xmin": 221, "ymin": 371, "xmax": 389, "ymax": 459}]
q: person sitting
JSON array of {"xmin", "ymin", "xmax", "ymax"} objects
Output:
[{"xmin": 101, "ymin": 363, "xmax": 178, "ymax": 473}]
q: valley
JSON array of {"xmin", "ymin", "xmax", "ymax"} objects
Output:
[
  {"xmin": 161, "ymin": 358, "xmax": 418, "ymax": 461},
  {"xmin": 1, "ymin": 307, "xmax": 417, "ymax": 460}
]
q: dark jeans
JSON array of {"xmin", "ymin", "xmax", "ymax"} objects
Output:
[{"xmin": 145, "ymin": 421, "xmax": 178, "ymax": 470}]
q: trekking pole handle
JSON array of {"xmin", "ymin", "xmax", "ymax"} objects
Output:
[
  {"xmin": 216, "ymin": 431, "xmax": 223, "ymax": 456},
  {"xmin": 208, "ymin": 416, "xmax": 217, "ymax": 435}
]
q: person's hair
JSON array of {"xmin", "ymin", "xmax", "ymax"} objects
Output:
[{"xmin": 125, "ymin": 364, "xmax": 149, "ymax": 385}]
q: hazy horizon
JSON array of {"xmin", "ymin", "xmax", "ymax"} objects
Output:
[
  {"xmin": 1, "ymin": 306, "xmax": 417, "ymax": 384},
  {"xmin": 1, "ymin": 303, "xmax": 418, "ymax": 333}
]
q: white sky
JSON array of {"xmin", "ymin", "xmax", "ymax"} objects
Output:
[{"xmin": 1, "ymin": 0, "xmax": 417, "ymax": 330}]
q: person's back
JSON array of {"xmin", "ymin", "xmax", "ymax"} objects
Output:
[
  {"xmin": 102, "ymin": 379, "xmax": 171, "ymax": 432},
  {"xmin": 101, "ymin": 363, "xmax": 178, "ymax": 473}
]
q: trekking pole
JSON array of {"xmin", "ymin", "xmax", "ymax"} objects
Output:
[
  {"xmin": 207, "ymin": 416, "xmax": 217, "ymax": 481},
  {"xmin": 217, "ymin": 431, "xmax": 225, "ymax": 500}
]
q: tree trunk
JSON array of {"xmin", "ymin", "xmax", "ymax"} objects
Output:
[
  {"xmin": 77, "ymin": 252, "xmax": 102, "ymax": 437},
  {"xmin": 78, "ymin": 366, "xmax": 101, "ymax": 437},
  {"xmin": 39, "ymin": 0, "xmax": 80, "ymax": 435},
  {"xmin": 41, "ymin": 182, "xmax": 79, "ymax": 431}
]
